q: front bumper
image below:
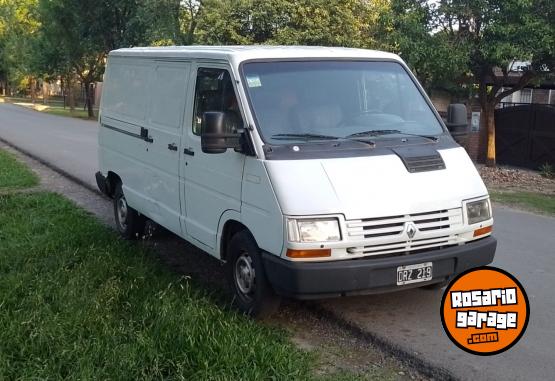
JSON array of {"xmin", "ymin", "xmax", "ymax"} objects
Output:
[{"xmin": 263, "ymin": 236, "xmax": 496, "ymax": 299}]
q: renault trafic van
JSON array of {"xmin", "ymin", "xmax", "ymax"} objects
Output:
[{"xmin": 96, "ymin": 46, "xmax": 496, "ymax": 316}]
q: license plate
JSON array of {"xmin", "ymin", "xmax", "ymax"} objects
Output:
[{"xmin": 396, "ymin": 262, "xmax": 433, "ymax": 285}]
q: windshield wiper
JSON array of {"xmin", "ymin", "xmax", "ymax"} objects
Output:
[
  {"xmin": 345, "ymin": 129, "xmax": 439, "ymax": 142},
  {"xmin": 345, "ymin": 129, "xmax": 401, "ymax": 138},
  {"xmin": 271, "ymin": 133, "xmax": 340, "ymax": 141}
]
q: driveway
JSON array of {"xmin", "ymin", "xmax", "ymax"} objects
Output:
[{"xmin": 1, "ymin": 102, "xmax": 554, "ymax": 380}]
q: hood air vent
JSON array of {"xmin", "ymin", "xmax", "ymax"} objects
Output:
[{"xmin": 392, "ymin": 146, "xmax": 446, "ymax": 173}]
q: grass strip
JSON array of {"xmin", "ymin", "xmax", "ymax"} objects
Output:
[
  {"xmin": 42, "ymin": 106, "xmax": 95, "ymax": 120},
  {"xmin": 491, "ymin": 191, "xmax": 555, "ymax": 216},
  {"xmin": 1, "ymin": 96, "xmax": 96, "ymax": 120},
  {"xmin": 0, "ymin": 149, "xmax": 39, "ymax": 189},
  {"xmin": 0, "ymin": 192, "xmax": 313, "ymax": 380}
]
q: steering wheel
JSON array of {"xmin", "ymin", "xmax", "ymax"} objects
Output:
[{"xmin": 339, "ymin": 108, "xmax": 381, "ymax": 127}]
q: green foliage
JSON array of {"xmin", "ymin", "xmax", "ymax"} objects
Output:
[
  {"xmin": 539, "ymin": 163, "xmax": 554, "ymax": 179},
  {"xmin": 0, "ymin": 149, "xmax": 39, "ymax": 189},
  {"xmin": 387, "ymin": 0, "xmax": 554, "ymax": 97},
  {"xmin": 193, "ymin": 0, "xmax": 389, "ymax": 48},
  {"xmin": 439, "ymin": 0, "xmax": 554, "ymax": 100},
  {"xmin": 384, "ymin": 0, "xmax": 469, "ymax": 91},
  {"xmin": 0, "ymin": 191, "xmax": 314, "ymax": 379},
  {"xmin": 0, "ymin": 0, "xmax": 39, "ymax": 92},
  {"xmin": 35, "ymin": 0, "xmax": 105, "ymax": 81}
]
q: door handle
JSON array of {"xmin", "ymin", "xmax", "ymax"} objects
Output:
[
  {"xmin": 168, "ymin": 143, "xmax": 178, "ymax": 151},
  {"xmin": 183, "ymin": 148, "xmax": 195, "ymax": 156}
]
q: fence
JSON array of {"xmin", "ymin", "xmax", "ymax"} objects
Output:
[{"xmin": 495, "ymin": 103, "xmax": 555, "ymax": 169}]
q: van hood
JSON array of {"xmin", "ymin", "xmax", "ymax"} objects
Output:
[{"xmin": 264, "ymin": 147, "xmax": 487, "ymax": 219}]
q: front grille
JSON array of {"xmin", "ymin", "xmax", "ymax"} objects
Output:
[{"xmin": 346, "ymin": 208, "xmax": 463, "ymax": 257}]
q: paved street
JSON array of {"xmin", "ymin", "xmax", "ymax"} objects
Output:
[
  {"xmin": 321, "ymin": 206, "xmax": 555, "ymax": 380},
  {"xmin": 0, "ymin": 103, "xmax": 98, "ymax": 188},
  {"xmin": 1, "ymin": 102, "xmax": 554, "ymax": 380}
]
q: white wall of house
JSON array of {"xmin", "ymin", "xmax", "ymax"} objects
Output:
[{"xmin": 501, "ymin": 88, "xmax": 533, "ymax": 104}]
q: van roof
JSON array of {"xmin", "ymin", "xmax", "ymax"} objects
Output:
[{"xmin": 109, "ymin": 45, "xmax": 401, "ymax": 63}]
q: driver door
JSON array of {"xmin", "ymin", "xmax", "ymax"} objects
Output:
[{"xmin": 180, "ymin": 65, "xmax": 245, "ymax": 251}]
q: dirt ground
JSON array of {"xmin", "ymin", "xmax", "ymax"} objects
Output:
[{"xmin": 478, "ymin": 165, "xmax": 555, "ymax": 195}]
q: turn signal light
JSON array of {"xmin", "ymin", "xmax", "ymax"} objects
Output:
[
  {"xmin": 286, "ymin": 249, "xmax": 331, "ymax": 258},
  {"xmin": 473, "ymin": 225, "xmax": 493, "ymax": 237}
]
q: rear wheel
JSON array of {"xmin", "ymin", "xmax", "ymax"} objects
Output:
[
  {"xmin": 227, "ymin": 230, "xmax": 281, "ymax": 318},
  {"xmin": 113, "ymin": 182, "xmax": 146, "ymax": 239}
]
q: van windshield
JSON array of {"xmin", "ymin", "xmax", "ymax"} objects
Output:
[{"xmin": 241, "ymin": 61, "xmax": 444, "ymax": 145}]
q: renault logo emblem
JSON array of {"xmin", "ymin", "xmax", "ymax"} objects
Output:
[{"xmin": 406, "ymin": 222, "xmax": 417, "ymax": 239}]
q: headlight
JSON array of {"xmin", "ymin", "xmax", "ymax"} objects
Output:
[
  {"xmin": 466, "ymin": 198, "xmax": 492, "ymax": 225},
  {"xmin": 287, "ymin": 218, "xmax": 341, "ymax": 242}
]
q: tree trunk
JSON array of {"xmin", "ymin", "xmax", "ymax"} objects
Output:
[
  {"xmin": 66, "ymin": 75, "xmax": 75, "ymax": 112},
  {"xmin": 30, "ymin": 77, "xmax": 36, "ymax": 103},
  {"xmin": 483, "ymin": 102, "xmax": 496, "ymax": 167},
  {"xmin": 43, "ymin": 81, "xmax": 48, "ymax": 105},
  {"xmin": 84, "ymin": 82, "xmax": 94, "ymax": 118}
]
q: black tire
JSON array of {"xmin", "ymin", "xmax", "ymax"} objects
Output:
[
  {"xmin": 113, "ymin": 182, "xmax": 146, "ymax": 239},
  {"xmin": 226, "ymin": 230, "xmax": 281, "ymax": 318}
]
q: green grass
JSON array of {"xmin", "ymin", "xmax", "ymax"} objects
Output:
[
  {"xmin": 0, "ymin": 149, "xmax": 39, "ymax": 189},
  {"xmin": 1, "ymin": 96, "xmax": 96, "ymax": 120},
  {"xmin": 42, "ymin": 106, "xmax": 96, "ymax": 120},
  {"xmin": 491, "ymin": 191, "xmax": 555, "ymax": 216},
  {"xmin": 0, "ymin": 192, "xmax": 315, "ymax": 380}
]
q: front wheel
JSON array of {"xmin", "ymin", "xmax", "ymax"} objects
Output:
[
  {"xmin": 227, "ymin": 231, "xmax": 281, "ymax": 318},
  {"xmin": 113, "ymin": 182, "xmax": 146, "ymax": 239}
]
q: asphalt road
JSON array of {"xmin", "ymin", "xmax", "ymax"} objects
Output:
[
  {"xmin": 1, "ymin": 102, "xmax": 554, "ymax": 380},
  {"xmin": 0, "ymin": 103, "xmax": 98, "ymax": 188}
]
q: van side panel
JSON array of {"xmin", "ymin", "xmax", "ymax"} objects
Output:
[
  {"xmin": 99, "ymin": 57, "xmax": 152, "ymax": 212},
  {"xmin": 240, "ymin": 157, "xmax": 284, "ymax": 255},
  {"xmin": 99, "ymin": 57, "xmax": 191, "ymax": 237}
]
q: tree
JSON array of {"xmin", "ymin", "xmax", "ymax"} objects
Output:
[
  {"xmin": 0, "ymin": 0, "xmax": 40, "ymax": 96},
  {"xmin": 35, "ymin": 0, "xmax": 159, "ymax": 117},
  {"xmin": 36, "ymin": 0, "xmax": 105, "ymax": 117},
  {"xmin": 193, "ymin": 0, "xmax": 389, "ymax": 47},
  {"xmin": 436, "ymin": 0, "xmax": 555, "ymax": 166},
  {"xmin": 384, "ymin": 0, "xmax": 468, "ymax": 93}
]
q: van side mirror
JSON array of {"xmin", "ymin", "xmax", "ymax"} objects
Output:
[
  {"xmin": 201, "ymin": 111, "xmax": 242, "ymax": 154},
  {"xmin": 446, "ymin": 104, "xmax": 468, "ymax": 129}
]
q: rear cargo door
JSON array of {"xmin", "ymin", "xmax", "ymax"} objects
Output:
[{"xmin": 143, "ymin": 61, "xmax": 191, "ymax": 236}]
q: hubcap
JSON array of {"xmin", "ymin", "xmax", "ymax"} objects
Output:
[
  {"xmin": 235, "ymin": 253, "xmax": 255, "ymax": 297},
  {"xmin": 117, "ymin": 196, "xmax": 128, "ymax": 229}
]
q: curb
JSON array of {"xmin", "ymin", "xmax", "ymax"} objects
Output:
[
  {"xmin": 307, "ymin": 302, "xmax": 458, "ymax": 380},
  {"xmin": 0, "ymin": 136, "xmax": 105, "ymax": 198}
]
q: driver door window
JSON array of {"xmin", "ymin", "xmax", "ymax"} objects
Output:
[{"xmin": 193, "ymin": 68, "xmax": 243, "ymax": 136}]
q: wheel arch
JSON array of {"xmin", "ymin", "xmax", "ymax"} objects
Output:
[
  {"xmin": 105, "ymin": 171, "xmax": 122, "ymax": 198},
  {"xmin": 218, "ymin": 213, "xmax": 253, "ymax": 261}
]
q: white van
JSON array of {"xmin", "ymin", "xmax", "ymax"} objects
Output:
[{"xmin": 96, "ymin": 46, "xmax": 496, "ymax": 316}]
